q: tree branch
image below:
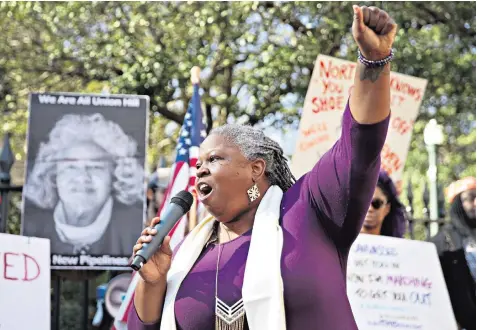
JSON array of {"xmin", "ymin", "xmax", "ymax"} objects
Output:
[
  {"xmin": 263, "ymin": 2, "xmax": 309, "ymax": 33},
  {"xmin": 224, "ymin": 66, "xmax": 234, "ymax": 120},
  {"xmin": 138, "ymin": 4, "xmax": 167, "ymax": 49},
  {"xmin": 150, "ymin": 100, "xmax": 184, "ymax": 124},
  {"xmin": 205, "ymin": 103, "xmax": 213, "ymax": 133},
  {"xmin": 245, "ymin": 81, "xmax": 295, "ymax": 126},
  {"xmin": 414, "ymin": 3, "xmax": 475, "ymax": 38}
]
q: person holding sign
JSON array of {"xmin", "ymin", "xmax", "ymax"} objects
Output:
[
  {"xmin": 360, "ymin": 170, "xmax": 407, "ymax": 238},
  {"xmin": 129, "ymin": 5, "xmax": 397, "ymax": 330},
  {"xmin": 431, "ymin": 177, "xmax": 476, "ymax": 330}
]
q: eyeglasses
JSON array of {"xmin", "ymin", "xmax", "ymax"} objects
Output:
[{"xmin": 371, "ymin": 198, "xmax": 388, "ymax": 210}]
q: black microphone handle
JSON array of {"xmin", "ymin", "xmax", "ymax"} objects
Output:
[{"xmin": 130, "ymin": 203, "xmax": 185, "ymax": 271}]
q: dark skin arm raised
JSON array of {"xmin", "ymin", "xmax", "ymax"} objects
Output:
[{"xmin": 349, "ymin": 5, "xmax": 397, "ymax": 125}]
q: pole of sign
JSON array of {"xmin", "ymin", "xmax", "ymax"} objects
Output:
[{"xmin": 185, "ymin": 66, "xmax": 201, "ymax": 236}]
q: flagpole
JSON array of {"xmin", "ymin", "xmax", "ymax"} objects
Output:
[
  {"xmin": 184, "ymin": 66, "xmax": 201, "ymax": 236},
  {"xmin": 191, "ymin": 66, "xmax": 201, "ymax": 85}
]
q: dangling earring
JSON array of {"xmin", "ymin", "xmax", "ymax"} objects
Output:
[{"xmin": 247, "ymin": 180, "xmax": 260, "ymax": 203}]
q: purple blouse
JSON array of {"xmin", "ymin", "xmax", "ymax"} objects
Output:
[{"xmin": 128, "ymin": 103, "xmax": 389, "ymax": 329}]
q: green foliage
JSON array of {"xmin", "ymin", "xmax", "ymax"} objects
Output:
[
  {"xmin": 59, "ymin": 279, "xmax": 83, "ymax": 330},
  {"xmin": 0, "ymin": 1, "xmax": 475, "ymax": 222},
  {"xmin": 5, "ymin": 192, "xmax": 22, "ymax": 235}
]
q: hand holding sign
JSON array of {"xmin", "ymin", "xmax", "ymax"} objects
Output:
[{"xmin": 352, "ymin": 5, "xmax": 397, "ymax": 60}]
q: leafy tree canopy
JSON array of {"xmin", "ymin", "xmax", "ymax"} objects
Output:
[{"xmin": 0, "ymin": 1, "xmax": 475, "ymax": 221}]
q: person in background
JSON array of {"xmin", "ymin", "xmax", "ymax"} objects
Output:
[
  {"xmin": 431, "ymin": 177, "xmax": 476, "ymax": 330},
  {"xmin": 360, "ymin": 170, "xmax": 407, "ymax": 238},
  {"xmin": 146, "ymin": 170, "xmax": 168, "ymax": 224},
  {"xmin": 146, "ymin": 171, "xmax": 158, "ymax": 219},
  {"xmin": 146, "ymin": 171, "xmax": 167, "ymax": 223}
]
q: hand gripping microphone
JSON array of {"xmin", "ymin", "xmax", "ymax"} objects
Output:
[{"xmin": 130, "ymin": 190, "xmax": 193, "ymax": 271}]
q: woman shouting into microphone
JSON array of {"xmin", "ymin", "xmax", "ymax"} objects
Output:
[{"xmin": 129, "ymin": 5, "xmax": 397, "ymax": 330}]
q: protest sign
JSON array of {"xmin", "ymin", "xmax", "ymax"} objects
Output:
[
  {"xmin": 291, "ymin": 55, "xmax": 428, "ymax": 192},
  {"xmin": 22, "ymin": 92, "xmax": 149, "ymax": 269},
  {"xmin": 348, "ymin": 234, "xmax": 457, "ymax": 330},
  {"xmin": 0, "ymin": 234, "xmax": 50, "ymax": 330}
]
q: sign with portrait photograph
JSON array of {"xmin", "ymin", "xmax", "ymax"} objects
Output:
[
  {"xmin": 21, "ymin": 92, "xmax": 149, "ymax": 270},
  {"xmin": 347, "ymin": 234, "xmax": 457, "ymax": 330}
]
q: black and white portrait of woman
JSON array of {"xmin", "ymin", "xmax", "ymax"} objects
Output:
[{"xmin": 22, "ymin": 110, "xmax": 146, "ymax": 260}]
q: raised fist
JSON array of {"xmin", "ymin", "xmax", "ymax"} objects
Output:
[{"xmin": 352, "ymin": 5, "xmax": 398, "ymax": 61}]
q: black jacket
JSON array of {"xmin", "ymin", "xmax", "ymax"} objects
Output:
[{"xmin": 431, "ymin": 210, "xmax": 476, "ymax": 330}]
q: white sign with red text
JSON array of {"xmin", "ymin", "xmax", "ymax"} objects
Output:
[
  {"xmin": 291, "ymin": 55, "xmax": 428, "ymax": 192},
  {"xmin": 0, "ymin": 234, "xmax": 50, "ymax": 330}
]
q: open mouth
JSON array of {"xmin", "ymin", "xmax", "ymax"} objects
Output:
[{"xmin": 197, "ymin": 182, "xmax": 213, "ymax": 200}]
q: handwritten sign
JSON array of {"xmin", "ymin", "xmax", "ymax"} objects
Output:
[
  {"xmin": 347, "ymin": 234, "xmax": 457, "ymax": 330},
  {"xmin": 291, "ymin": 55, "xmax": 428, "ymax": 191},
  {"xmin": 0, "ymin": 234, "xmax": 50, "ymax": 330}
]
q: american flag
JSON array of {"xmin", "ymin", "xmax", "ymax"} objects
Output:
[
  {"xmin": 113, "ymin": 83, "xmax": 207, "ymax": 330},
  {"xmin": 159, "ymin": 83, "xmax": 207, "ymax": 248}
]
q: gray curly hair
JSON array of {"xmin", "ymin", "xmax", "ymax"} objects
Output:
[
  {"xmin": 210, "ymin": 124, "xmax": 296, "ymax": 192},
  {"xmin": 24, "ymin": 113, "xmax": 144, "ymax": 208}
]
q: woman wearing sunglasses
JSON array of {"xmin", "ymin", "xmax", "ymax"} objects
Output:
[{"xmin": 361, "ymin": 170, "xmax": 406, "ymax": 238}]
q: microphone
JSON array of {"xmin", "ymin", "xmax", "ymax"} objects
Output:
[{"xmin": 130, "ymin": 190, "xmax": 193, "ymax": 271}]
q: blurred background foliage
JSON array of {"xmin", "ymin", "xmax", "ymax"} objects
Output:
[{"xmin": 1, "ymin": 0, "xmax": 475, "ymax": 235}]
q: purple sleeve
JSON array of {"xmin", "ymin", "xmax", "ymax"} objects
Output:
[
  {"xmin": 303, "ymin": 102, "xmax": 389, "ymax": 247},
  {"xmin": 127, "ymin": 302, "xmax": 161, "ymax": 330}
]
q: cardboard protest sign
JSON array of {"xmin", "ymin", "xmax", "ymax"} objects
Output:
[
  {"xmin": 0, "ymin": 234, "xmax": 50, "ymax": 330},
  {"xmin": 348, "ymin": 234, "xmax": 457, "ymax": 330},
  {"xmin": 22, "ymin": 92, "xmax": 149, "ymax": 269},
  {"xmin": 291, "ymin": 55, "xmax": 428, "ymax": 192}
]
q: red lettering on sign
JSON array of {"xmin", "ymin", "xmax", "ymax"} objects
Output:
[
  {"xmin": 322, "ymin": 80, "xmax": 344, "ymax": 94},
  {"xmin": 2, "ymin": 252, "xmax": 41, "ymax": 281},
  {"xmin": 390, "ymin": 77, "xmax": 423, "ymax": 101},
  {"xmin": 299, "ymin": 134, "xmax": 330, "ymax": 152},
  {"xmin": 392, "ymin": 117, "xmax": 414, "ymax": 135},
  {"xmin": 301, "ymin": 122, "xmax": 328, "ymax": 137},
  {"xmin": 319, "ymin": 60, "xmax": 356, "ymax": 80},
  {"xmin": 311, "ymin": 96, "xmax": 345, "ymax": 113},
  {"xmin": 381, "ymin": 144, "xmax": 402, "ymax": 175},
  {"xmin": 23, "ymin": 253, "xmax": 41, "ymax": 281},
  {"xmin": 299, "ymin": 122, "xmax": 329, "ymax": 151},
  {"xmin": 3, "ymin": 252, "xmax": 19, "ymax": 281}
]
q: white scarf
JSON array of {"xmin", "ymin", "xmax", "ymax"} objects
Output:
[
  {"xmin": 161, "ymin": 185, "xmax": 286, "ymax": 330},
  {"xmin": 54, "ymin": 197, "xmax": 113, "ymax": 251}
]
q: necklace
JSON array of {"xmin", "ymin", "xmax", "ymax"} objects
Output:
[{"xmin": 215, "ymin": 224, "xmax": 246, "ymax": 330}]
